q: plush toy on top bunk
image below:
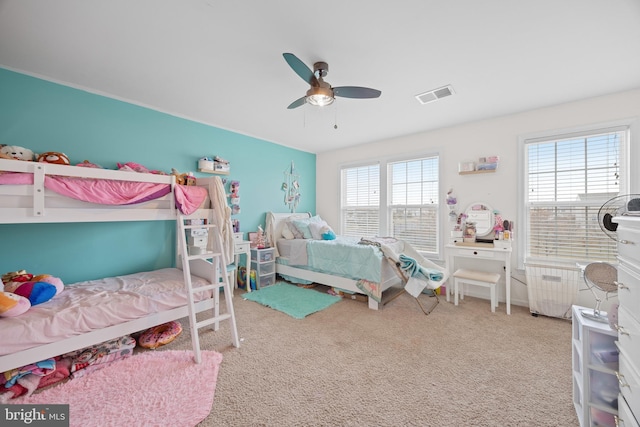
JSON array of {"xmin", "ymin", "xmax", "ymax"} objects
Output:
[
  {"xmin": 117, "ymin": 161, "xmax": 167, "ymax": 175},
  {"xmin": 0, "ymin": 145, "xmax": 35, "ymax": 161},
  {"xmin": 171, "ymin": 168, "xmax": 196, "ymax": 186},
  {"xmin": 0, "ymin": 270, "xmax": 64, "ymax": 317},
  {"xmin": 37, "ymin": 151, "xmax": 70, "ymax": 165}
]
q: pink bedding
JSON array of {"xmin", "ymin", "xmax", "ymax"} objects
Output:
[
  {"xmin": 0, "ymin": 268, "xmax": 211, "ymax": 357},
  {"xmin": 0, "ymin": 172, "xmax": 207, "ymax": 215}
]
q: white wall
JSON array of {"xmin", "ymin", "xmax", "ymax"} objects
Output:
[{"xmin": 316, "ymin": 88, "xmax": 640, "ymax": 310}]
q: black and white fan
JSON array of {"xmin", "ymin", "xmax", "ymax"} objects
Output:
[
  {"xmin": 598, "ymin": 194, "xmax": 640, "ymax": 242},
  {"xmin": 580, "ymin": 194, "xmax": 640, "ymax": 322}
]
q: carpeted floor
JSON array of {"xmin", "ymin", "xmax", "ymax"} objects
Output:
[{"xmin": 163, "ymin": 284, "xmax": 579, "ymax": 427}]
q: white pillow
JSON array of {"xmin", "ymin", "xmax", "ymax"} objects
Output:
[
  {"xmin": 285, "ymin": 219, "xmax": 305, "ymax": 239},
  {"xmin": 309, "ymin": 221, "xmax": 329, "ymax": 240},
  {"xmin": 281, "ymin": 223, "xmax": 295, "ymax": 240},
  {"xmin": 292, "ymin": 215, "xmax": 324, "ymax": 239}
]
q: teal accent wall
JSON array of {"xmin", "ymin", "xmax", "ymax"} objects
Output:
[{"xmin": 0, "ymin": 69, "xmax": 315, "ymax": 283}]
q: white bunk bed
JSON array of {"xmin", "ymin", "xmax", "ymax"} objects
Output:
[
  {"xmin": 0, "ymin": 158, "xmax": 238, "ymax": 374},
  {"xmin": 267, "ymin": 212, "xmax": 405, "ymax": 310}
]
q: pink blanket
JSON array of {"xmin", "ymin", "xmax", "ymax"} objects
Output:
[{"xmin": 0, "ymin": 172, "xmax": 207, "ymax": 215}]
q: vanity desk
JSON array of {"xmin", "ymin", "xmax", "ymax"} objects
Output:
[
  {"xmin": 446, "ymin": 201, "xmax": 513, "ymax": 313},
  {"xmin": 445, "ymin": 242, "xmax": 513, "ymax": 314}
]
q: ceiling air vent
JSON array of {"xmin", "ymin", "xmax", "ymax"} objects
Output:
[{"xmin": 415, "ymin": 85, "xmax": 455, "ymax": 105}]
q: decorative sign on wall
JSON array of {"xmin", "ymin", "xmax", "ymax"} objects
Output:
[{"xmin": 282, "ymin": 161, "xmax": 301, "ymax": 213}]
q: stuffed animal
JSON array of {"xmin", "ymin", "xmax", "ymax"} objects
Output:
[
  {"xmin": 37, "ymin": 152, "xmax": 70, "ymax": 165},
  {"xmin": 0, "ymin": 291, "xmax": 31, "ymax": 317},
  {"xmin": 76, "ymin": 160, "xmax": 103, "ymax": 168},
  {"xmin": 320, "ymin": 225, "xmax": 336, "ymax": 240},
  {"xmin": 5, "ymin": 281, "xmax": 57, "ymax": 306},
  {"xmin": 1, "ymin": 270, "xmax": 33, "ymax": 285},
  {"xmin": 171, "ymin": 168, "xmax": 196, "ymax": 186},
  {"xmin": 0, "ymin": 144, "xmax": 12, "ymax": 160},
  {"xmin": 2, "ymin": 270, "xmax": 63, "ymax": 310},
  {"xmin": 118, "ymin": 162, "xmax": 166, "ymax": 175},
  {"xmin": 0, "ymin": 145, "xmax": 35, "ymax": 161}
]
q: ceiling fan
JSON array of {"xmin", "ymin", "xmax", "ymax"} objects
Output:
[{"xmin": 283, "ymin": 53, "xmax": 381, "ymax": 109}]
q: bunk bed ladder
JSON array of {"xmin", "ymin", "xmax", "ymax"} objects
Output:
[{"xmin": 178, "ymin": 214, "xmax": 240, "ymax": 363}]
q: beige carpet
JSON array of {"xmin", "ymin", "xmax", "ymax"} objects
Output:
[{"xmin": 164, "ymin": 285, "xmax": 579, "ymax": 427}]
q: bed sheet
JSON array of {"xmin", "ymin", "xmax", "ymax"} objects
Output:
[
  {"xmin": 0, "ymin": 172, "xmax": 207, "ymax": 215},
  {"xmin": 0, "ymin": 268, "xmax": 210, "ymax": 357}
]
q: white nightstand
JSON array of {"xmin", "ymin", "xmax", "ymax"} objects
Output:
[{"xmin": 233, "ymin": 232, "xmax": 251, "ymax": 292}]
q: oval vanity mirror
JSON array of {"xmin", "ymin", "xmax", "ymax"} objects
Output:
[{"xmin": 464, "ymin": 202, "xmax": 494, "ymax": 238}]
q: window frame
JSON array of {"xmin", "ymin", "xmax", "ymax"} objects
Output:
[
  {"xmin": 387, "ymin": 156, "xmax": 440, "ymax": 256},
  {"xmin": 517, "ymin": 119, "xmax": 635, "ymax": 269},
  {"xmin": 340, "ymin": 151, "xmax": 443, "ymax": 259}
]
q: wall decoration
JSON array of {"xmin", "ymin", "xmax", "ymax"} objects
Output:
[
  {"xmin": 229, "ymin": 180, "xmax": 240, "ymax": 214},
  {"xmin": 282, "ymin": 161, "xmax": 301, "ymax": 213}
]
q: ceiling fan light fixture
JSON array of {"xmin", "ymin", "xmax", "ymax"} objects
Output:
[{"xmin": 306, "ymin": 86, "xmax": 334, "ymax": 107}]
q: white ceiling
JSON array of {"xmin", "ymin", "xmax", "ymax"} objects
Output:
[{"xmin": 1, "ymin": 1, "xmax": 639, "ymax": 154}]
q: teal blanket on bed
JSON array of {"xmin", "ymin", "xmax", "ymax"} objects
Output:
[{"xmin": 306, "ymin": 236, "xmax": 383, "ymax": 283}]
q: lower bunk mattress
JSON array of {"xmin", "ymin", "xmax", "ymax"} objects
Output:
[{"xmin": 1, "ymin": 268, "xmax": 210, "ymax": 357}]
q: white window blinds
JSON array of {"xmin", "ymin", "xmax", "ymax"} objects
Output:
[
  {"xmin": 341, "ymin": 164, "xmax": 380, "ymax": 238},
  {"xmin": 524, "ymin": 126, "xmax": 627, "ymax": 264},
  {"xmin": 389, "ymin": 157, "xmax": 439, "ymax": 255}
]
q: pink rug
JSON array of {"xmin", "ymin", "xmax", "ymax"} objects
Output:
[{"xmin": 14, "ymin": 350, "xmax": 223, "ymax": 427}]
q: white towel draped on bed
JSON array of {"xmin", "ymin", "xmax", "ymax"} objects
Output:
[{"xmin": 206, "ymin": 177, "xmax": 233, "ymax": 264}]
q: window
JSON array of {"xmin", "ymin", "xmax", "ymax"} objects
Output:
[
  {"xmin": 341, "ymin": 163, "xmax": 380, "ymax": 238},
  {"xmin": 389, "ymin": 157, "xmax": 439, "ymax": 254},
  {"xmin": 341, "ymin": 154, "xmax": 440, "ymax": 257},
  {"xmin": 521, "ymin": 124, "xmax": 629, "ymax": 265}
]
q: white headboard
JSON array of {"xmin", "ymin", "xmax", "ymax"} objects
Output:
[{"xmin": 265, "ymin": 211, "xmax": 311, "ymax": 253}]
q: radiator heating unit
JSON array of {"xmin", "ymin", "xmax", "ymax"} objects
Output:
[{"xmin": 525, "ymin": 263, "xmax": 580, "ymax": 319}]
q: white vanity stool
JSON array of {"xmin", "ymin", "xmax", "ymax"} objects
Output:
[{"xmin": 453, "ymin": 268, "xmax": 501, "ymax": 312}]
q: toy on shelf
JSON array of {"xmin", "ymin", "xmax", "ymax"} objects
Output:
[{"xmin": 214, "ymin": 156, "xmax": 230, "ymax": 173}]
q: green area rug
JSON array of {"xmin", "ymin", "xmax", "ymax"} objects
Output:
[{"xmin": 242, "ymin": 282, "xmax": 341, "ymax": 319}]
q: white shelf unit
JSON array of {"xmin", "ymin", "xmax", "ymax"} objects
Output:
[
  {"xmin": 572, "ymin": 305, "xmax": 619, "ymax": 427},
  {"xmin": 250, "ymin": 247, "xmax": 276, "ymax": 289},
  {"xmin": 613, "ymin": 216, "xmax": 640, "ymax": 427}
]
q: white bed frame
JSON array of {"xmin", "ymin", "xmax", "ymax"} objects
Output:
[
  {"xmin": 0, "ymin": 158, "xmax": 224, "ymax": 373},
  {"xmin": 268, "ymin": 212, "xmax": 403, "ymax": 310},
  {"xmin": 0, "ymin": 158, "xmax": 197, "ymax": 223}
]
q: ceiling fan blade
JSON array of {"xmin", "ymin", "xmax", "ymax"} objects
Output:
[
  {"xmin": 287, "ymin": 96, "xmax": 307, "ymax": 109},
  {"xmin": 333, "ymin": 86, "xmax": 381, "ymax": 99},
  {"xmin": 283, "ymin": 53, "xmax": 319, "ymax": 87}
]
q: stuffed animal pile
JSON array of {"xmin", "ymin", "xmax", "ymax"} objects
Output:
[
  {"xmin": 1, "ymin": 144, "xmax": 69, "ymax": 165},
  {"xmin": 1, "ymin": 144, "xmax": 196, "ymax": 183},
  {"xmin": 0, "ymin": 270, "xmax": 64, "ymax": 317}
]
